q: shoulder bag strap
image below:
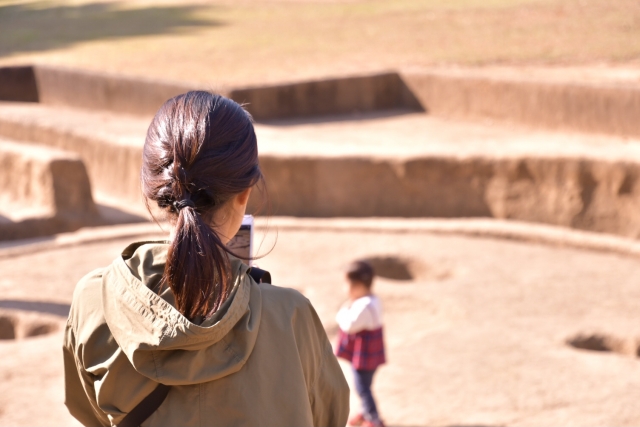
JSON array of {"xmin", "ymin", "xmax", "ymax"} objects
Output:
[
  {"xmin": 116, "ymin": 384, "xmax": 170, "ymax": 427},
  {"xmin": 248, "ymin": 267, "xmax": 271, "ymax": 284}
]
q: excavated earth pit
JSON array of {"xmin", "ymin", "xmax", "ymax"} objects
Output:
[
  {"xmin": 1, "ymin": 66, "xmax": 640, "ymax": 426},
  {"xmin": 567, "ymin": 333, "xmax": 640, "ymax": 358},
  {"xmin": 362, "ymin": 255, "xmax": 452, "ymax": 282},
  {"xmin": 364, "ymin": 255, "xmax": 416, "ymax": 281},
  {"xmin": 2, "ymin": 65, "xmax": 640, "ymax": 241},
  {"xmin": 0, "ymin": 310, "xmax": 61, "ymax": 340}
]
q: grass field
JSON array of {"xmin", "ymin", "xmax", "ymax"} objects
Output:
[{"xmin": 1, "ymin": 0, "xmax": 639, "ymax": 86}]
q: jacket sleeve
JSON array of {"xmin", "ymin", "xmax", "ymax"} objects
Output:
[
  {"xmin": 310, "ymin": 340, "xmax": 351, "ymax": 427},
  {"xmin": 63, "ymin": 322, "xmax": 105, "ymax": 427}
]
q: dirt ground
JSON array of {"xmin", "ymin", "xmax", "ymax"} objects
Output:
[
  {"xmin": 1, "ymin": 0, "xmax": 640, "ymax": 86},
  {"xmin": 2, "ymin": 1, "xmax": 640, "ymax": 425},
  {"xmin": 5, "ymin": 101, "xmax": 640, "ymax": 163},
  {"xmin": 2, "ymin": 221, "xmax": 640, "ymax": 426}
]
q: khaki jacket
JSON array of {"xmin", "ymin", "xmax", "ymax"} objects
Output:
[{"xmin": 63, "ymin": 241, "xmax": 349, "ymax": 427}]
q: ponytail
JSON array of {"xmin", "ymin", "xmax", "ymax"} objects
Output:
[
  {"xmin": 142, "ymin": 91, "xmax": 262, "ymax": 320},
  {"xmin": 164, "ymin": 205, "xmax": 231, "ymax": 319}
]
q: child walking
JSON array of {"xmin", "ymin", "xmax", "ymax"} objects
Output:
[{"xmin": 335, "ymin": 260, "xmax": 386, "ymax": 427}]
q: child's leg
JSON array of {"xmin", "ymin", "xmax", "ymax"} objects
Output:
[{"xmin": 352, "ymin": 368, "xmax": 380, "ymax": 422}]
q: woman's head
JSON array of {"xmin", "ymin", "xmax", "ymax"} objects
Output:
[{"xmin": 142, "ymin": 91, "xmax": 262, "ymax": 320}]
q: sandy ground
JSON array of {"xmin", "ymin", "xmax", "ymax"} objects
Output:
[
  {"xmin": 3, "ymin": 102, "xmax": 640, "ymax": 163},
  {"xmin": 256, "ymin": 113, "xmax": 640, "ymax": 161},
  {"xmin": 1, "ymin": 221, "xmax": 640, "ymax": 426},
  {"xmin": 1, "ymin": 2, "xmax": 639, "ymax": 426},
  {"xmin": 1, "ymin": 0, "xmax": 640, "ymax": 87}
]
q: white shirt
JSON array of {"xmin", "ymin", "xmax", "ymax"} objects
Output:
[{"xmin": 336, "ymin": 295, "xmax": 383, "ymax": 334}]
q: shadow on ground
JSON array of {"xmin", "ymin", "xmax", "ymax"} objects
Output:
[
  {"xmin": 0, "ymin": 1, "xmax": 221, "ymax": 57},
  {"xmin": 0, "ymin": 300, "xmax": 70, "ymax": 317},
  {"xmin": 97, "ymin": 203, "xmax": 148, "ymax": 225},
  {"xmin": 258, "ymin": 109, "xmax": 419, "ymax": 127}
]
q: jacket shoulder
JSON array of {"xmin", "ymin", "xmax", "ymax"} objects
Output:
[
  {"xmin": 256, "ymin": 283, "xmax": 327, "ymax": 343},
  {"xmin": 257, "ymin": 283, "xmax": 313, "ymax": 312},
  {"xmin": 72, "ymin": 268, "xmax": 106, "ymax": 303},
  {"xmin": 76, "ymin": 267, "xmax": 105, "ymax": 290},
  {"xmin": 68, "ymin": 267, "xmax": 107, "ymax": 331}
]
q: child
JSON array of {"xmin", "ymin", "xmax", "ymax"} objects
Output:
[{"xmin": 335, "ymin": 260, "xmax": 386, "ymax": 427}]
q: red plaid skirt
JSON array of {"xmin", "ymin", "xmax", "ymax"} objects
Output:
[{"xmin": 335, "ymin": 327, "xmax": 386, "ymax": 371}]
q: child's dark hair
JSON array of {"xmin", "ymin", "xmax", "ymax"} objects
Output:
[{"xmin": 346, "ymin": 260, "xmax": 375, "ymax": 288}]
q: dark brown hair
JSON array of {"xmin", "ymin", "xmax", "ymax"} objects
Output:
[
  {"xmin": 142, "ymin": 91, "xmax": 262, "ymax": 320},
  {"xmin": 346, "ymin": 260, "xmax": 374, "ymax": 288}
]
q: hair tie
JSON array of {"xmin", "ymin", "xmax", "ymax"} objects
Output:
[{"xmin": 173, "ymin": 196, "xmax": 195, "ymax": 211}]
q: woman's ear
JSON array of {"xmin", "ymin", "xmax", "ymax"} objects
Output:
[{"xmin": 236, "ymin": 187, "xmax": 252, "ymax": 206}]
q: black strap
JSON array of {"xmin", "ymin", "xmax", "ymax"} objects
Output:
[
  {"xmin": 248, "ymin": 267, "xmax": 271, "ymax": 284},
  {"xmin": 116, "ymin": 267, "xmax": 272, "ymax": 427},
  {"xmin": 117, "ymin": 384, "xmax": 170, "ymax": 427}
]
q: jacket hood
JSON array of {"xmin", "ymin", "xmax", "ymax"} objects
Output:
[{"xmin": 101, "ymin": 241, "xmax": 262, "ymax": 386}]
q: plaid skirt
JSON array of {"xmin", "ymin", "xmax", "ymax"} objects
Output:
[{"xmin": 335, "ymin": 327, "xmax": 386, "ymax": 371}]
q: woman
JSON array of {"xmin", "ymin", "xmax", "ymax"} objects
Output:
[{"xmin": 63, "ymin": 92, "xmax": 350, "ymax": 427}]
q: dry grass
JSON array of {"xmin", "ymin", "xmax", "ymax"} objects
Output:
[{"xmin": 0, "ymin": 0, "xmax": 639, "ymax": 86}]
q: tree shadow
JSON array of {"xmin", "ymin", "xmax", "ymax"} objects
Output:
[{"xmin": 0, "ymin": 1, "xmax": 222, "ymax": 58}]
